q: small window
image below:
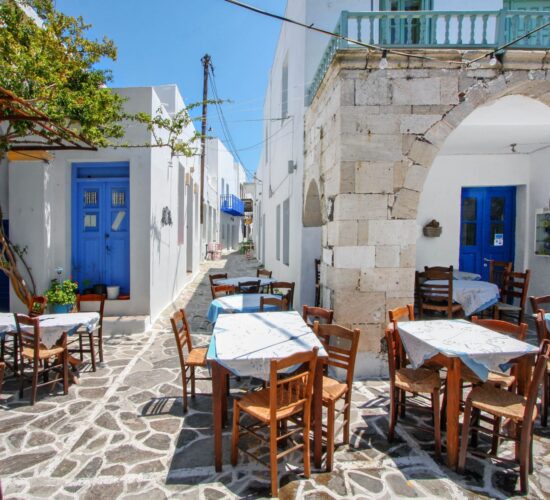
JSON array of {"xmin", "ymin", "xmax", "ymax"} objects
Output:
[
  {"xmin": 283, "ymin": 198, "xmax": 290, "ymax": 265},
  {"xmin": 281, "ymin": 54, "xmax": 289, "ymax": 119},
  {"xmin": 276, "ymin": 205, "xmax": 281, "ymax": 261}
]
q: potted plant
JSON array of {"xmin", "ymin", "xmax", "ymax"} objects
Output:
[
  {"xmin": 106, "ymin": 285, "xmax": 120, "ymax": 300},
  {"xmin": 45, "ymin": 278, "xmax": 78, "ymax": 314}
]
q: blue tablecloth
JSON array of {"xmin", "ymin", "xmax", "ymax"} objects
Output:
[
  {"xmin": 206, "ymin": 293, "xmax": 282, "ymax": 323},
  {"xmin": 213, "ymin": 276, "xmax": 275, "ymax": 287}
]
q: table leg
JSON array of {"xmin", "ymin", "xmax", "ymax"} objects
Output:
[
  {"xmin": 212, "ymin": 361, "xmax": 223, "ymax": 472},
  {"xmin": 313, "ymin": 359, "xmax": 324, "ymax": 469},
  {"xmin": 446, "ymin": 357, "xmax": 461, "ymax": 470}
]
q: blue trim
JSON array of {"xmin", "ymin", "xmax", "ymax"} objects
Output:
[{"xmin": 220, "ymin": 194, "xmax": 245, "ymax": 216}]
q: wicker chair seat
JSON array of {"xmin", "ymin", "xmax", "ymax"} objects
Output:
[
  {"xmin": 395, "ymin": 367, "xmax": 441, "ymax": 392},
  {"xmin": 494, "ymin": 302, "xmax": 521, "ymax": 312},
  {"xmin": 461, "ymin": 366, "xmax": 516, "ymax": 388},
  {"xmin": 468, "ymin": 384, "xmax": 537, "ymax": 421},
  {"xmin": 22, "ymin": 345, "xmax": 64, "ymax": 360},
  {"xmin": 322, "ymin": 376, "xmax": 348, "ymax": 402},
  {"xmin": 185, "ymin": 347, "xmax": 208, "ymax": 366},
  {"xmin": 237, "ymin": 386, "xmax": 306, "ymax": 422}
]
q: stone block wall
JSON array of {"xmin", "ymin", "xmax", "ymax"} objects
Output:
[{"xmin": 304, "ymin": 49, "xmax": 550, "ymax": 377}]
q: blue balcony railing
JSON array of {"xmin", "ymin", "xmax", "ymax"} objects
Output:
[
  {"xmin": 220, "ymin": 194, "xmax": 244, "ymax": 216},
  {"xmin": 308, "ymin": 9, "xmax": 550, "ymax": 104}
]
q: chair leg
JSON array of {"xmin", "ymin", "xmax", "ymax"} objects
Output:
[
  {"xmin": 19, "ymin": 361, "xmax": 25, "ymax": 399},
  {"xmin": 326, "ymin": 400, "xmax": 335, "ymax": 472},
  {"xmin": 470, "ymin": 408, "xmax": 480, "ymax": 448},
  {"xmin": 519, "ymin": 432, "xmax": 530, "ymax": 495},
  {"xmin": 181, "ymin": 370, "xmax": 188, "ymax": 413},
  {"xmin": 542, "ymin": 373, "xmax": 548, "ymax": 427},
  {"xmin": 303, "ymin": 416, "xmax": 311, "ymax": 478},
  {"xmin": 491, "ymin": 416, "xmax": 501, "ymax": 455},
  {"xmin": 440, "ymin": 387, "xmax": 447, "ymax": 431},
  {"xmin": 343, "ymin": 396, "xmax": 351, "ymax": 445},
  {"xmin": 62, "ymin": 351, "xmax": 69, "ymax": 395},
  {"xmin": 433, "ymin": 388, "xmax": 441, "ymax": 460},
  {"xmin": 88, "ymin": 332, "xmax": 96, "ymax": 372},
  {"xmin": 399, "ymin": 389, "xmax": 406, "ymax": 418},
  {"xmin": 457, "ymin": 400, "xmax": 473, "ymax": 474},
  {"xmin": 230, "ymin": 400, "xmax": 240, "ymax": 466},
  {"xmin": 31, "ymin": 361, "xmax": 39, "ymax": 405},
  {"xmin": 78, "ymin": 334, "xmax": 84, "ymax": 361},
  {"xmin": 388, "ymin": 387, "xmax": 398, "ymax": 442},
  {"xmin": 98, "ymin": 328, "xmax": 104, "ymax": 363},
  {"xmin": 269, "ymin": 417, "xmax": 279, "ymax": 498},
  {"xmin": 190, "ymin": 366, "xmax": 196, "ymax": 397}
]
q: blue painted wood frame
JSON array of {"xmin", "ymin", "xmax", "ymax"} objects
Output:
[{"xmin": 72, "ymin": 162, "xmax": 130, "ymax": 294}]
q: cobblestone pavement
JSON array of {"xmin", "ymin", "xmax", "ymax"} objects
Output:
[{"xmin": 1, "ymin": 252, "xmax": 549, "ymax": 499}]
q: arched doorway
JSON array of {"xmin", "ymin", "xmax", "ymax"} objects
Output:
[{"xmin": 302, "ymin": 179, "xmax": 323, "ymax": 307}]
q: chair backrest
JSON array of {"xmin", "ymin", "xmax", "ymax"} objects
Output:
[
  {"xmin": 488, "ymin": 260, "xmax": 513, "ymax": 290},
  {"xmin": 76, "ymin": 293, "xmax": 106, "ymax": 328},
  {"xmin": 15, "ymin": 313, "xmax": 41, "ymax": 356},
  {"xmin": 522, "ymin": 340, "xmax": 550, "ymax": 433},
  {"xmin": 170, "ymin": 309, "xmax": 193, "ymax": 365},
  {"xmin": 384, "ymin": 326, "xmax": 400, "ymax": 383},
  {"xmin": 315, "ymin": 259, "xmax": 321, "ymax": 284},
  {"xmin": 208, "ymin": 273, "xmax": 228, "ymax": 286},
  {"xmin": 530, "ymin": 295, "xmax": 550, "ymax": 315},
  {"xmin": 211, "ymin": 284, "xmax": 236, "ymax": 299},
  {"xmin": 256, "ymin": 268, "xmax": 272, "ymax": 278},
  {"xmin": 28, "ymin": 296, "xmax": 47, "ymax": 317},
  {"xmin": 388, "ymin": 304, "xmax": 414, "ymax": 324},
  {"xmin": 268, "ymin": 348, "xmax": 318, "ymax": 422},
  {"xmin": 302, "ymin": 305, "xmax": 334, "ymax": 327},
  {"xmin": 419, "ymin": 266, "xmax": 453, "ymax": 305},
  {"xmin": 535, "ymin": 310, "xmax": 549, "ymax": 344},
  {"xmin": 501, "ymin": 269, "xmax": 530, "ymax": 307},
  {"xmin": 471, "ymin": 316, "xmax": 527, "ymax": 341},
  {"xmin": 260, "ymin": 296, "xmax": 288, "ymax": 312},
  {"xmin": 238, "ymin": 280, "xmax": 261, "ymax": 294},
  {"xmin": 270, "ymin": 281, "xmax": 295, "ymax": 309},
  {"xmin": 314, "ymin": 322, "xmax": 360, "ymax": 388}
]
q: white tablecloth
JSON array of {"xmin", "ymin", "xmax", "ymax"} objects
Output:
[
  {"xmin": 398, "ymin": 319, "xmax": 538, "ymax": 380},
  {"xmin": 207, "ymin": 311, "xmax": 327, "ymax": 380},
  {"xmin": 213, "ymin": 276, "xmax": 275, "ymax": 287},
  {"xmin": 425, "ymin": 279, "xmax": 499, "ymax": 316},
  {"xmin": 206, "ymin": 293, "xmax": 282, "ymax": 323},
  {"xmin": 0, "ymin": 313, "xmax": 16, "ymax": 338}
]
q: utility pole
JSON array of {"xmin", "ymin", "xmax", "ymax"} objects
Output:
[{"xmin": 199, "ymin": 54, "xmax": 211, "ymax": 225}]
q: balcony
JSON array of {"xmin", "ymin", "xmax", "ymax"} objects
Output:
[
  {"xmin": 220, "ymin": 194, "xmax": 244, "ymax": 216},
  {"xmin": 308, "ymin": 9, "xmax": 550, "ymax": 104}
]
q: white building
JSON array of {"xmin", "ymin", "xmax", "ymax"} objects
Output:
[{"xmin": 0, "ymin": 84, "xmax": 202, "ymax": 330}]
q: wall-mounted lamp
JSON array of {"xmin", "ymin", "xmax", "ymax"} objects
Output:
[
  {"xmin": 288, "ymin": 160, "xmax": 297, "ymax": 174},
  {"xmin": 489, "ymin": 51, "xmax": 505, "ymax": 66}
]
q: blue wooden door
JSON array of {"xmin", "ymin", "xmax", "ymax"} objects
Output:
[
  {"xmin": 74, "ymin": 180, "xmax": 130, "ymax": 294},
  {"xmin": 459, "ymin": 187, "xmax": 516, "ymax": 280}
]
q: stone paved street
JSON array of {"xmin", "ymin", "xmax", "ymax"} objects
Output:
[{"xmin": 1, "ymin": 252, "xmax": 549, "ymax": 499}]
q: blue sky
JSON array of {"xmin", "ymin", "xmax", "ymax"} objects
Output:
[{"xmin": 56, "ymin": 0, "xmax": 288, "ymax": 178}]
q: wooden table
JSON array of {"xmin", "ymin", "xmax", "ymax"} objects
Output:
[
  {"xmin": 207, "ymin": 311, "xmax": 328, "ymax": 471},
  {"xmin": 397, "ymin": 319, "xmax": 538, "ymax": 470}
]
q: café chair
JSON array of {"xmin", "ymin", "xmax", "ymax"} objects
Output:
[
  {"xmin": 231, "ymin": 348, "xmax": 318, "ymax": 498},
  {"xmin": 237, "ymin": 280, "xmax": 261, "ymax": 294},
  {"xmin": 313, "ymin": 322, "xmax": 360, "ymax": 471},
  {"xmin": 530, "ymin": 295, "xmax": 550, "ymax": 316},
  {"xmin": 211, "ymin": 284, "xmax": 235, "ymax": 300},
  {"xmin": 70, "ymin": 293, "xmax": 105, "ymax": 372},
  {"xmin": 458, "ymin": 340, "xmax": 550, "ymax": 495},
  {"xmin": 170, "ymin": 309, "xmax": 210, "ymax": 413},
  {"xmin": 535, "ymin": 311, "xmax": 549, "ymax": 426},
  {"xmin": 270, "ymin": 281, "xmax": 295, "ymax": 309},
  {"xmin": 208, "ymin": 273, "xmax": 228, "ymax": 287},
  {"xmin": 419, "ymin": 266, "xmax": 463, "ymax": 319},
  {"xmin": 488, "ymin": 260, "xmax": 513, "ymax": 292},
  {"xmin": 302, "ymin": 305, "xmax": 333, "ymax": 328},
  {"xmin": 256, "ymin": 268, "xmax": 272, "ymax": 278},
  {"xmin": 385, "ymin": 325, "xmax": 442, "ymax": 459},
  {"xmin": 15, "ymin": 314, "xmax": 69, "ymax": 405},
  {"xmin": 493, "ymin": 269, "xmax": 530, "ymax": 325},
  {"xmin": 259, "ymin": 296, "xmax": 287, "ymax": 312}
]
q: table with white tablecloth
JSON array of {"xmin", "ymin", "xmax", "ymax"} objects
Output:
[
  {"xmin": 0, "ymin": 313, "xmax": 16, "ymax": 340},
  {"xmin": 212, "ymin": 276, "xmax": 275, "ymax": 288},
  {"xmin": 425, "ymin": 279, "xmax": 499, "ymax": 316},
  {"xmin": 206, "ymin": 293, "xmax": 282, "ymax": 323}
]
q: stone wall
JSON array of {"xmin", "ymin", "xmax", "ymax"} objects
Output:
[{"xmin": 304, "ymin": 49, "xmax": 550, "ymax": 377}]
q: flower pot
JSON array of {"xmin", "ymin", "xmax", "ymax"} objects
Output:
[
  {"xmin": 50, "ymin": 303, "xmax": 73, "ymax": 314},
  {"xmin": 106, "ymin": 286, "xmax": 120, "ymax": 300}
]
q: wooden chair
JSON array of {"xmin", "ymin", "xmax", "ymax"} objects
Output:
[
  {"xmin": 256, "ymin": 269, "xmax": 272, "ymax": 278},
  {"xmin": 28, "ymin": 296, "xmax": 47, "ymax": 317},
  {"xmin": 208, "ymin": 273, "xmax": 228, "ymax": 287},
  {"xmin": 458, "ymin": 340, "xmax": 550, "ymax": 495},
  {"xmin": 270, "ymin": 281, "xmax": 295, "ymax": 309},
  {"xmin": 0, "ymin": 361, "xmax": 4, "ymax": 395},
  {"xmin": 211, "ymin": 284, "xmax": 235, "ymax": 299},
  {"xmin": 488, "ymin": 260, "xmax": 513, "ymax": 291},
  {"xmin": 535, "ymin": 311, "xmax": 549, "ymax": 426},
  {"xmin": 71, "ymin": 293, "xmax": 105, "ymax": 372},
  {"xmin": 237, "ymin": 280, "xmax": 261, "ymax": 294},
  {"xmin": 259, "ymin": 296, "xmax": 288, "ymax": 312},
  {"xmin": 313, "ymin": 322, "xmax": 360, "ymax": 471},
  {"xmin": 302, "ymin": 305, "xmax": 333, "ymax": 328},
  {"xmin": 493, "ymin": 269, "xmax": 531, "ymax": 325},
  {"xmin": 385, "ymin": 325, "xmax": 442, "ymax": 459},
  {"xmin": 15, "ymin": 314, "xmax": 69, "ymax": 405},
  {"xmin": 314, "ymin": 258, "xmax": 321, "ymax": 307},
  {"xmin": 418, "ymin": 266, "xmax": 463, "ymax": 319},
  {"xmin": 530, "ymin": 295, "xmax": 550, "ymax": 317},
  {"xmin": 231, "ymin": 348, "xmax": 318, "ymax": 498},
  {"xmin": 170, "ymin": 309, "xmax": 210, "ymax": 413}
]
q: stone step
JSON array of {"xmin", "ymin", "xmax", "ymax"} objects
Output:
[{"xmin": 103, "ymin": 315, "xmax": 151, "ymax": 335}]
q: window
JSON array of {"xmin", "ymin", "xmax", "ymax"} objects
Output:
[
  {"xmin": 283, "ymin": 198, "xmax": 290, "ymax": 265},
  {"xmin": 276, "ymin": 204, "xmax": 281, "ymax": 261},
  {"xmin": 281, "ymin": 54, "xmax": 288, "ymax": 119}
]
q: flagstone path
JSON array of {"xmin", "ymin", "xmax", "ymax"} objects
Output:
[{"xmin": 0, "ymin": 252, "xmax": 549, "ymax": 499}]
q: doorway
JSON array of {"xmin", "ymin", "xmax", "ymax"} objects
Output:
[
  {"xmin": 459, "ymin": 186, "xmax": 516, "ymax": 280},
  {"xmin": 186, "ymin": 183, "xmax": 193, "ymax": 272}
]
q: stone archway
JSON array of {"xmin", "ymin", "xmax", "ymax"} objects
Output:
[
  {"xmin": 303, "ymin": 179, "xmax": 323, "ymax": 227},
  {"xmin": 304, "ymin": 50, "xmax": 550, "ymax": 377}
]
